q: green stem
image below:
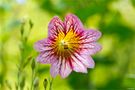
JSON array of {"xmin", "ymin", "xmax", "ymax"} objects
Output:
[
  {"xmin": 31, "ymin": 70, "xmax": 34, "ymax": 90},
  {"xmin": 17, "ymin": 23, "xmax": 26, "ymax": 90},
  {"xmin": 49, "ymin": 78, "xmax": 54, "ymax": 90}
]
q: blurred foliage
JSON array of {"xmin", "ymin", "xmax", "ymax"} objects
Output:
[{"xmin": 0, "ymin": 0, "xmax": 135, "ymax": 90}]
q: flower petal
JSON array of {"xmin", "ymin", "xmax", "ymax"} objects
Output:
[
  {"xmin": 80, "ymin": 42, "xmax": 102, "ymax": 55},
  {"xmin": 50, "ymin": 57, "xmax": 61, "ymax": 77},
  {"xmin": 88, "ymin": 43, "xmax": 102, "ymax": 55},
  {"xmin": 80, "ymin": 29, "xmax": 102, "ymax": 43},
  {"xmin": 36, "ymin": 51, "xmax": 56, "ymax": 64},
  {"xmin": 74, "ymin": 53, "xmax": 95, "ymax": 68},
  {"xmin": 48, "ymin": 16, "xmax": 65, "ymax": 38},
  {"xmin": 64, "ymin": 14, "xmax": 83, "ymax": 33},
  {"xmin": 59, "ymin": 58, "xmax": 72, "ymax": 78},
  {"xmin": 34, "ymin": 39, "xmax": 52, "ymax": 52},
  {"xmin": 36, "ymin": 53, "xmax": 49, "ymax": 64},
  {"xmin": 71, "ymin": 55, "xmax": 87, "ymax": 73}
]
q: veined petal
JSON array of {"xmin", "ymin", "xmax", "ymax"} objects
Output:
[
  {"xmin": 34, "ymin": 39, "xmax": 52, "ymax": 52},
  {"xmin": 80, "ymin": 29, "xmax": 102, "ymax": 43},
  {"xmin": 48, "ymin": 16, "xmax": 65, "ymax": 38},
  {"xmin": 50, "ymin": 58, "xmax": 61, "ymax": 77},
  {"xmin": 36, "ymin": 53, "xmax": 49, "ymax": 64},
  {"xmin": 60, "ymin": 58, "xmax": 72, "ymax": 78},
  {"xmin": 80, "ymin": 42, "xmax": 102, "ymax": 55},
  {"xmin": 64, "ymin": 14, "xmax": 83, "ymax": 33},
  {"xmin": 71, "ymin": 55, "xmax": 87, "ymax": 73},
  {"xmin": 36, "ymin": 51, "xmax": 56, "ymax": 64},
  {"xmin": 74, "ymin": 53, "xmax": 95, "ymax": 68}
]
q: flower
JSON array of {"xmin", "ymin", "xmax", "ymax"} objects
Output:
[{"xmin": 34, "ymin": 14, "xmax": 102, "ymax": 78}]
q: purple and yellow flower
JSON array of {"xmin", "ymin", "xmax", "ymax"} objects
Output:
[{"xmin": 34, "ymin": 14, "xmax": 102, "ymax": 78}]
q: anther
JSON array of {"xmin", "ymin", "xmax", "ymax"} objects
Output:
[{"xmin": 61, "ymin": 40, "xmax": 68, "ymax": 49}]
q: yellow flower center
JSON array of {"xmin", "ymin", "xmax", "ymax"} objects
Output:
[{"xmin": 54, "ymin": 29, "xmax": 81, "ymax": 58}]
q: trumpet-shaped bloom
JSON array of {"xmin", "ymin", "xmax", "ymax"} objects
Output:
[{"xmin": 34, "ymin": 14, "xmax": 102, "ymax": 78}]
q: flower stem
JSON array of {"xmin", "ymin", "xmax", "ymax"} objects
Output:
[
  {"xmin": 31, "ymin": 70, "xmax": 34, "ymax": 90},
  {"xmin": 49, "ymin": 78, "xmax": 54, "ymax": 90}
]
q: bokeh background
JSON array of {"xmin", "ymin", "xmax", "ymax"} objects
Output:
[{"xmin": 0, "ymin": 0, "xmax": 135, "ymax": 90}]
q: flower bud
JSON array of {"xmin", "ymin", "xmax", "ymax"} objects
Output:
[
  {"xmin": 43, "ymin": 78, "xmax": 48, "ymax": 90},
  {"xmin": 29, "ymin": 19, "xmax": 33, "ymax": 30},
  {"xmin": 33, "ymin": 77, "xmax": 39, "ymax": 88},
  {"xmin": 31, "ymin": 58, "xmax": 35, "ymax": 70},
  {"xmin": 20, "ymin": 75, "xmax": 25, "ymax": 89}
]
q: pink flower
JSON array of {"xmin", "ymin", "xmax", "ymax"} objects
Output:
[{"xmin": 34, "ymin": 14, "xmax": 102, "ymax": 78}]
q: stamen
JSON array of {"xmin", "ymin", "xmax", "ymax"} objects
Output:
[{"xmin": 61, "ymin": 40, "xmax": 68, "ymax": 49}]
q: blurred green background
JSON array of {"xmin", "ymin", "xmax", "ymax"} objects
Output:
[{"xmin": 0, "ymin": 0, "xmax": 135, "ymax": 90}]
